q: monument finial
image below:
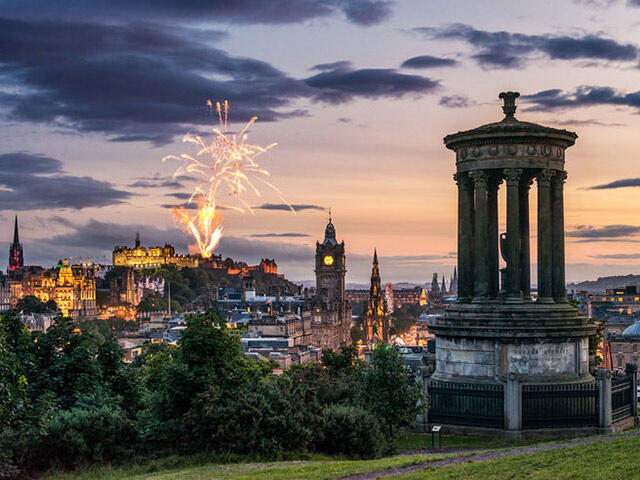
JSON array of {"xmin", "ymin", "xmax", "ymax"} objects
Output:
[{"xmin": 499, "ymin": 91, "xmax": 520, "ymax": 119}]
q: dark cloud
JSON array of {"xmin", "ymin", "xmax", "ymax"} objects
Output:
[
  {"xmin": 165, "ymin": 192, "xmax": 193, "ymax": 200},
  {"xmin": 566, "ymin": 225, "xmax": 640, "ymax": 238},
  {"xmin": 553, "ymin": 118, "xmax": 625, "ymax": 127},
  {"xmin": 305, "ymin": 66, "xmax": 439, "ymax": 103},
  {"xmin": 414, "ymin": 24, "xmax": 638, "ymax": 69},
  {"xmin": 249, "ymin": 232, "xmax": 311, "ymax": 238},
  {"xmin": 587, "ymin": 178, "xmax": 640, "ymax": 189},
  {"xmin": 0, "ymin": 152, "xmax": 62, "ymax": 174},
  {"xmin": 337, "ymin": 117, "xmax": 352, "ymax": 123},
  {"xmin": 255, "ymin": 203, "xmax": 324, "ymax": 211},
  {"xmin": 590, "ymin": 253, "xmax": 640, "ymax": 259},
  {"xmin": 0, "ymin": 152, "xmax": 131, "ymax": 211},
  {"xmin": 439, "ymin": 95, "xmax": 470, "ymax": 108},
  {"xmin": 161, "ymin": 202, "xmax": 198, "ymax": 210},
  {"xmin": 523, "ymin": 86, "xmax": 640, "ymax": 112},
  {"xmin": 46, "ymin": 219, "xmax": 189, "ymax": 251},
  {"xmin": 0, "ymin": 18, "xmax": 434, "ymax": 144},
  {"xmin": 309, "ymin": 61, "xmax": 353, "ymax": 71},
  {"xmin": 401, "ymin": 55, "xmax": 458, "ymax": 69},
  {"xmin": 339, "ymin": 0, "xmax": 393, "ymax": 26},
  {"xmin": 0, "ymin": 0, "xmax": 393, "ymax": 26}
]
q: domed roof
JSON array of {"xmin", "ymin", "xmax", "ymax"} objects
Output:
[
  {"xmin": 622, "ymin": 320, "xmax": 640, "ymax": 338},
  {"xmin": 443, "ymin": 91, "xmax": 577, "ymax": 150}
]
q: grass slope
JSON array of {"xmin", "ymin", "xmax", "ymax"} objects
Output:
[
  {"xmin": 49, "ymin": 453, "xmax": 458, "ymax": 480},
  {"xmin": 390, "ymin": 434, "xmax": 640, "ymax": 480}
]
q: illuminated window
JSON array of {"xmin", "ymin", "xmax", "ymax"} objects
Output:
[
  {"xmin": 635, "ymin": 297, "xmax": 639, "ymax": 302},
  {"xmin": 619, "ymin": 298, "xmax": 624, "ymax": 302}
]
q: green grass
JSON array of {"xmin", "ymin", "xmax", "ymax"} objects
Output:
[
  {"xmin": 46, "ymin": 453, "xmax": 461, "ymax": 480},
  {"xmin": 388, "ymin": 434, "xmax": 640, "ymax": 480},
  {"xmin": 397, "ymin": 433, "xmax": 534, "ymax": 451}
]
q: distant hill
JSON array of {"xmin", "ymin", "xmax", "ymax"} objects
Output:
[{"xmin": 568, "ymin": 274, "xmax": 640, "ymax": 293}]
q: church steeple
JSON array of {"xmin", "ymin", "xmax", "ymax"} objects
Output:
[
  {"xmin": 13, "ymin": 215, "xmax": 19, "ymax": 244},
  {"xmin": 9, "ymin": 215, "xmax": 24, "ymax": 274}
]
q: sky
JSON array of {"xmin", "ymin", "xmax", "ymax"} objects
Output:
[{"xmin": 1, "ymin": 0, "xmax": 640, "ymax": 284}]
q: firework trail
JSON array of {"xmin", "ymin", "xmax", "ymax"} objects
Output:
[{"xmin": 162, "ymin": 100, "xmax": 291, "ymax": 258}]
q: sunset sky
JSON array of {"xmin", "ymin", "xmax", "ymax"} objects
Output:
[{"xmin": 1, "ymin": 0, "xmax": 640, "ymax": 284}]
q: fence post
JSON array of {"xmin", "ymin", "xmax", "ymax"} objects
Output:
[
  {"xmin": 504, "ymin": 373, "xmax": 521, "ymax": 437},
  {"xmin": 625, "ymin": 363, "xmax": 638, "ymax": 424},
  {"xmin": 596, "ymin": 368, "xmax": 613, "ymax": 431}
]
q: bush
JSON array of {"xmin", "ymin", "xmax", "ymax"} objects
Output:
[
  {"xmin": 318, "ymin": 405, "xmax": 385, "ymax": 458},
  {"xmin": 24, "ymin": 405, "xmax": 137, "ymax": 470}
]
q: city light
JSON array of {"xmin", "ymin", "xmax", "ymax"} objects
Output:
[{"xmin": 163, "ymin": 100, "xmax": 291, "ymax": 258}]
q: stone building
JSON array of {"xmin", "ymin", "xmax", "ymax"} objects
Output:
[
  {"xmin": 11, "ymin": 259, "xmax": 96, "ymax": 318},
  {"xmin": 608, "ymin": 320, "xmax": 640, "ymax": 371},
  {"xmin": 248, "ymin": 311, "xmax": 312, "ymax": 346},
  {"xmin": 113, "ymin": 233, "xmax": 198, "ymax": 269},
  {"xmin": 427, "ymin": 92, "xmax": 603, "ymax": 436},
  {"xmin": 307, "ymin": 216, "xmax": 352, "ymax": 350}
]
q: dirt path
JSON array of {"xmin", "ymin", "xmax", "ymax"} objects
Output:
[{"xmin": 338, "ymin": 429, "xmax": 640, "ymax": 480}]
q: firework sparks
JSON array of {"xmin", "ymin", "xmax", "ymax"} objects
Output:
[{"xmin": 163, "ymin": 100, "xmax": 291, "ymax": 258}]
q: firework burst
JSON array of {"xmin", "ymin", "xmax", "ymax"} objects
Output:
[{"xmin": 162, "ymin": 100, "xmax": 291, "ymax": 258}]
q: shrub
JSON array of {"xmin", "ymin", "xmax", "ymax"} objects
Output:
[
  {"xmin": 318, "ymin": 405, "xmax": 385, "ymax": 458},
  {"xmin": 24, "ymin": 405, "xmax": 137, "ymax": 470}
]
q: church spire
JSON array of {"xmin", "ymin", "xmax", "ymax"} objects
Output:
[
  {"xmin": 9, "ymin": 215, "xmax": 24, "ymax": 273},
  {"xmin": 13, "ymin": 215, "xmax": 19, "ymax": 244}
]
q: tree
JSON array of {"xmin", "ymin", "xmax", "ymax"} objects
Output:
[
  {"xmin": 390, "ymin": 308, "xmax": 416, "ymax": 336},
  {"xmin": 15, "ymin": 295, "xmax": 57, "ymax": 314},
  {"xmin": 358, "ymin": 346, "xmax": 422, "ymax": 444}
]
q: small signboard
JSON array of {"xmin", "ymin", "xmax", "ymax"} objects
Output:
[{"xmin": 431, "ymin": 425, "xmax": 441, "ymax": 433}]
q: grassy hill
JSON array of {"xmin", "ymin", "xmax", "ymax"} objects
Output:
[{"xmin": 47, "ymin": 431, "xmax": 640, "ymax": 480}]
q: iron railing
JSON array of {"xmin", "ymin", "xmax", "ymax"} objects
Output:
[
  {"xmin": 428, "ymin": 380, "xmax": 504, "ymax": 428},
  {"xmin": 612, "ymin": 376, "xmax": 634, "ymax": 423},
  {"xmin": 522, "ymin": 382, "xmax": 598, "ymax": 429}
]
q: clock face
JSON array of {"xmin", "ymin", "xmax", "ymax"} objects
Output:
[{"xmin": 323, "ymin": 255, "xmax": 334, "ymax": 266}]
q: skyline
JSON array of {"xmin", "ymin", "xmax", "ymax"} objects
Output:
[{"xmin": 2, "ymin": 0, "xmax": 640, "ymax": 283}]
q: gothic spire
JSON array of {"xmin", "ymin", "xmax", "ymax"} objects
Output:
[{"xmin": 12, "ymin": 215, "xmax": 19, "ymax": 244}]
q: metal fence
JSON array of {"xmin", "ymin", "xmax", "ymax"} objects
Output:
[
  {"xmin": 429, "ymin": 380, "xmax": 504, "ymax": 428},
  {"xmin": 612, "ymin": 376, "xmax": 634, "ymax": 423},
  {"xmin": 522, "ymin": 382, "xmax": 599, "ymax": 429}
]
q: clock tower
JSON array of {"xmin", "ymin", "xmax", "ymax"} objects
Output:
[{"xmin": 315, "ymin": 215, "xmax": 346, "ymax": 305}]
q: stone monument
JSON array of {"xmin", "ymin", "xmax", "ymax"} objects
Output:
[{"xmin": 428, "ymin": 92, "xmax": 597, "ymax": 435}]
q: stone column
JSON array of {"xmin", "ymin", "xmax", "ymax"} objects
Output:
[
  {"xmin": 504, "ymin": 168, "xmax": 522, "ymax": 302},
  {"xmin": 454, "ymin": 173, "xmax": 474, "ymax": 302},
  {"xmin": 504, "ymin": 373, "xmax": 522, "ymax": 436},
  {"xmin": 551, "ymin": 171, "xmax": 568, "ymax": 303},
  {"xmin": 596, "ymin": 368, "xmax": 613, "ymax": 431},
  {"xmin": 470, "ymin": 170, "xmax": 489, "ymax": 301},
  {"xmin": 537, "ymin": 169, "xmax": 554, "ymax": 303},
  {"xmin": 488, "ymin": 176, "xmax": 501, "ymax": 298},
  {"xmin": 519, "ymin": 177, "xmax": 533, "ymax": 300}
]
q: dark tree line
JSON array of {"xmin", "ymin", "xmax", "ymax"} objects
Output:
[{"xmin": 0, "ymin": 309, "xmax": 422, "ymax": 477}]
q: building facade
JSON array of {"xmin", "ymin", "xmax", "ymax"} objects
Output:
[
  {"xmin": 308, "ymin": 217, "xmax": 352, "ymax": 350},
  {"xmin": 113, "ymin": 233, "xmax": 198, "ymax": 269},
  {"xmin": 11, "ymin": 259, "xmax": 97, "ymax": 318}
]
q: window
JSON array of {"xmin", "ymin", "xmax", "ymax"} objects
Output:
[
  {"xmin": 618, "ymin": 356, "xmax": 623, "ymax": 368},
  {"xmin": 617, "ymin": 344, "xmax": 623, "ymax": 354},
  {"xmin": 634, "ymin": 344, "xmax": 638, "ymax": 353}
]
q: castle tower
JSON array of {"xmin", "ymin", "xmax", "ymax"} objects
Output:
[
  {"xmin": 314, "ymin": 215, "xmax": 346, "ymax": 305},
  {"xmin": 364, "ymin": 249, "xmax": 388, "ymax": 344},
  {"xmin": 441, "ymin": 275, "xmax": 447, "ymax": 294},
  {"xmin": 8, "ymin": 215, "xmax": 23, "ymax": 274}
]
